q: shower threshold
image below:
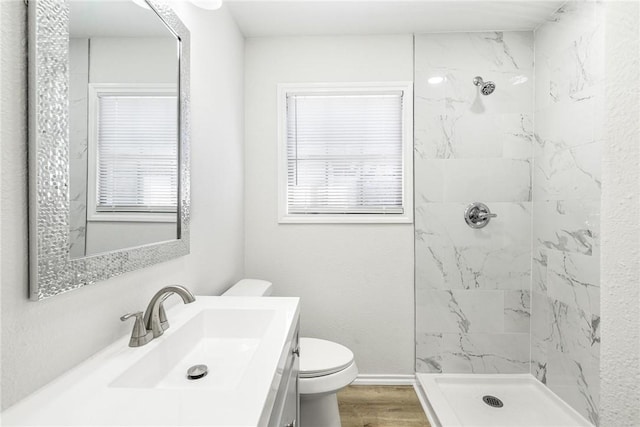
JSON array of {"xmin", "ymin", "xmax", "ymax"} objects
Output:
[{"xmin": 414, "ymin": 373, "xmax": 593, "ymax": 427}]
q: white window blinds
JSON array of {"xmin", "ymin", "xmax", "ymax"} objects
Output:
[
  {"xmin": 285, "ymin": 91, "xmax": 405, "ymax": 215},
  {"xmin": 96, "ymin": 95, "xmax": 178, "ymax": 212}
]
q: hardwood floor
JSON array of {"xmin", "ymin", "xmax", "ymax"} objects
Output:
[{"xmin": 337, "ymin": 385, "xmax": 431, "ymax": 427}]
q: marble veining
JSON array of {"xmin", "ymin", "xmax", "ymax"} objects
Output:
[
  {"xmin": 504, "ymin": 290, "xmax": 530, "ymax": 333},
  {"xmin": 68, "ymin": 38, "xmax": 89, "ymax": 259},
  {"xmin": 534, "ymin": 142, "xmax": 601, "ymax": 202},
  {"xmin": 547, "ymin": 251, "xmax": 600, "ymax": 315},
  {"xmin": 416, "ymin": 332, "xmax": 530, "ymax": 374},
  {"xmin": 533, "ymin": 200, "xmax": 599, "ymax": 257},
  {"xmin": 415, "ymin": 14, "xmax": 602, "ymax": 423},
  {"xmin": 415, "ymin": 31, "xmax": 533, "ymax": 375},
  {"xmin": 481, "ymin": 32, "xmax": 520, "ymax": 70},
  {"xmin": 417, "ymin": 290, "xmax": 504, "ymax": 334},
  {"xmin": 531, "ymin": 2, "xmax": 603, "ymax": 424},
  {"xmin": 416, "ymin": 243, "xmax": 530, "ymax": 291}
]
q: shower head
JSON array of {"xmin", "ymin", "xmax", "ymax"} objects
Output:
[{"xmin": 473, "ymin": 76, "xmax": 496, "ymax": 96}]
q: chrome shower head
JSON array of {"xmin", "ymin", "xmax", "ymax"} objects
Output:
[{"xmin": 473, "ymin": 76, "xmax": 496, "ymax": 95}]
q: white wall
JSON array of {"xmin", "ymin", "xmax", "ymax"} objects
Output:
[
  {"xmin": 0, "ymin": 1, "xmax": 245, "ymax": 409},
  {"xmin": 89, "ymin": 37, "xmax": 177, "ymax": 84},
  {"xmin": 244, "ymin": 35, "xmax": 415, "ymax": 376},
  {"xmin": 85, "ymin": 222, "xmax": 177, "ymax": 255},
  {"xmin": 600, "ymin": 1, "xmax": 640, "ymax": 426}
]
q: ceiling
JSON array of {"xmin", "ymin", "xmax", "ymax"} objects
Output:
[
  {"xmin": 69, "ymin": 0, "xmax": 175, "ymax": 38},
  {"xmin": 225, "ymin": 0, "xmax": 566, "ymax": 37}
]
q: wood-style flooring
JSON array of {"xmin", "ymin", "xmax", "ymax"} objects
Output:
[{"xmin": 337, "ymin": 385, "xmax": 431, "ymax": 427}]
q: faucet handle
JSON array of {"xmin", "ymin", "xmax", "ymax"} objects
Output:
[
  {"xmin": 121, "ymin": 311, "xmax": 153, "ymax": 348},
  {"xmin": 120, "ymin": 311, "xmax": 143, "ymax": 321}
]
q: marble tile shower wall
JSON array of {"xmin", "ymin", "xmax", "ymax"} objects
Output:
[
  {"xmin": 531, "ymin": 3, "xmax": 603, "ymax": 425},
  {"xmin": 414, "ymin": 32, "xmax": 534, "ymax": 374},
  {"xmin": 69, "ymin": 39, "xmax": 89, "ymax": 258}
]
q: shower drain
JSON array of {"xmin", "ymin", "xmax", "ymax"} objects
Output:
[{"xmin": 482, "ymin": 395, "xmax": 504, "ymax": 408}]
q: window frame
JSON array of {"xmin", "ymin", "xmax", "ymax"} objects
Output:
[
  {"xmin": 87, "ymin": 82, "xmax": 178, "ymax": 223},
  {"xmin": 277, "ymin": 82, "xmax": 414, "ymax": 224}
]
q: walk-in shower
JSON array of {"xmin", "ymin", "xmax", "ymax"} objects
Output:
[{"xmin": 414, "ymin": 3, "xmax": 602, "ymax": 425}]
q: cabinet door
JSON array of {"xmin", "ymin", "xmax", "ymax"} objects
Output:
[
  {"xmin": 280, "ymin": 347, "xmax": 299, "ymax": 427},
  {"xmin": 267, "ymin": 329, "xmax": 300, "ymax": 427}
]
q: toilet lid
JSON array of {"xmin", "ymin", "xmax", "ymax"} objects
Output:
[{"xmin": 299, "ymin": 338, "xmax": 354, "ymax": 378}]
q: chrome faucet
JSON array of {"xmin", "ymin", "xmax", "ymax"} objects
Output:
[
  {"xmin": 144, "ymin": 285, "xmax": 196, "ymax": 338},
  {"xmin": 121, "ymin": 285, "xmax": 196, "ymax": 347}
]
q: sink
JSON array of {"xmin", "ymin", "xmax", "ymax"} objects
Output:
[
  {"xmin": 2, "ymin": 297, "xmax": 300, "ymax": 427},
  {"xmin": 111, "ymin": 309, "xmax": 275, "ymax": 390}
]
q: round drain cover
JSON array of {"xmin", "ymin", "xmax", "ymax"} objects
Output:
[
  {"xmin": 482, "ymin": 395, "xmax": 503, "ymax": 408},
  {"xmin": 187, "ymin": 364, "xmax": 208, "ymax": 380}
]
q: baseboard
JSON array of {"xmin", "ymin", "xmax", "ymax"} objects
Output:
[{"xmin": 352, "ymin": 374, "xmax": 416, "ymax": 386}]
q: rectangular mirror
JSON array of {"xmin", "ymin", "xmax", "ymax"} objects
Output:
[{"xmin": 28, "ymin": 0, "xmax": 191, "ymax": 300}]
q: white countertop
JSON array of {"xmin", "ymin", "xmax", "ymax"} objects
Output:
[{"xmin": 1, "ymin": 296, "xmax": 300, "ymax": 427}]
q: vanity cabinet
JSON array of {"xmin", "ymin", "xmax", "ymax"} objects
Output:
[
  {"xmin": 268, "ymin": 325, "xmax": 300, "ymax": 427},
  {"xmin": 2, "ymin": 298, "xmax": 301, "ymax": 427}
]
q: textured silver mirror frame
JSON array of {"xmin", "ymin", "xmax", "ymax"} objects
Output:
[{"xmin": 28, "ymin": 0, "xmax": 191, "ymax": 300}]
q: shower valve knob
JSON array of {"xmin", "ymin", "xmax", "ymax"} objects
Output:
[
  {"xmin": 478, "ymin": 212, "xmax": 497, "ymax": 219},
  {"xmin": 464, "ymin": 202, "xmax": 497, "ymax": 229}
]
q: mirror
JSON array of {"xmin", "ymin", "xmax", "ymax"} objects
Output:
[
  {"xmin": 28, "ymin": 0, "xmax": 190, "ymax": 299},
  {"xmin": 69, "ymin": 1, "xmax": 179, "ymax": 258}
]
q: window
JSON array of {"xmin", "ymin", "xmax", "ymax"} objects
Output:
[
  {"xmin": 87, "ymin": 83, "xmax": 178, "ymax": 222},
  {"xmin": 278, "ymin": 83, "xmax": 413, "ymax": 223}
]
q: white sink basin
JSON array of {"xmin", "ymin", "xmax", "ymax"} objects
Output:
[
  {"xmin": 2, "ymin": 297, "xmax": 300, "ymax": 427},
  {"xmin": 111, "ymin": 309, "xmax": 275, "ymax": 390}
]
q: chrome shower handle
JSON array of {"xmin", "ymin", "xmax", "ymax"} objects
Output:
[
  {"xmin": 478, "ymin": 212, "xmax": 497, "ymax": 219},
  {"xmin": 464, "ymin": 202, "xmax": 497, "ymax": 229}
]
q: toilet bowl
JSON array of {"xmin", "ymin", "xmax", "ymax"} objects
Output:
[
  {"xmin": 298, "ymin": 337, "xmax": 358, "ymax": 426},
  {"xmin": 222, "ymin": 279, "xmax": 358, "ymax": 427}
]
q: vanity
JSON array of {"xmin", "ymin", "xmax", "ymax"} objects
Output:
[
  {"xmin": 2, "ymin": 296, "xmax": 300, "ymax": 426},
  {"xmin": 14, "ymin": 0, "xmax": 302, "ymax": 424}
]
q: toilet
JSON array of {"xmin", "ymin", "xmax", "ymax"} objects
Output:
[{"xmin": 223, "ymin": 279, "xmax": 358, "ymax": 427}]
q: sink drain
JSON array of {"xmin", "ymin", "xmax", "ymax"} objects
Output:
[
  {"xmin": 187, "ymin": 364, "xmax": 208, "ymax": 380},
  {"xmin": 482, "ymin": 395, "xmax": 503, "ymax": 408}
]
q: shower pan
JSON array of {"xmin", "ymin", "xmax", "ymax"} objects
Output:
[{"xmin": 415, "ymin": 375, "xmax": 592, "ymax": 427}]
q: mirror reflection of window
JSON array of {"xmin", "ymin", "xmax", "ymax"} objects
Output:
[
  {"xmin": 92, "ymin": 90, "xmax": 178, "ymax": 217},
  {"xmin": 68, "ymin": 0, "xmax": 179, "ymax": 259}
]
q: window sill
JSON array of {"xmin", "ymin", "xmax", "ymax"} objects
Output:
[
  {"xmin": 88, "ymin": 212, "xmax": 178, "ymax": 223},
  {"xmin": 278, "ymin": 214, "xmax": 413, "ymax": 224}
]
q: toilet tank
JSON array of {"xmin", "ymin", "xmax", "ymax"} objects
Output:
[{"xmin": 222, "ymin": 279, "xmax": 273, "ymax": 297}]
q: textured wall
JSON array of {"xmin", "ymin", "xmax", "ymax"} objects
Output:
[
  {"xmin": 244, "ymin": 35, "xmax": 416, "ymax": 376},
  {"xmin": 414, "ymin": 32, "xmax": 533, "ymax": 373},
  {"xmin": 530, "ymin": 2, "xmax": 604, "ymax": 425},
  {"xmin": 0, "ymin": 1, "xmax": 245, "ymax": 409},
  {"xmin": 600, "ymin": 2, "xmax": 640, "ymax": 426}
]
